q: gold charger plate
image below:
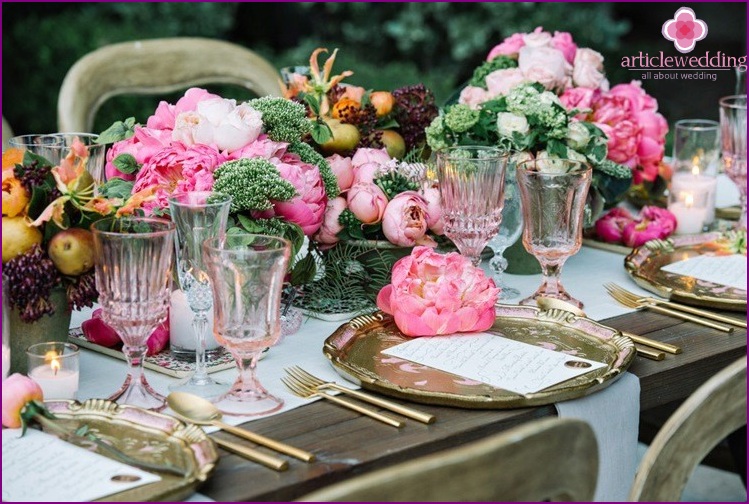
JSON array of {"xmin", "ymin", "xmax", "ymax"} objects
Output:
[
  {"xmin": 43, "ymin": 399, "xmax": 218, "ymax": 502},
  {"xmin": 624, "ymin": 231, "xmax": 747, "ymax": 312},
  {"xmin": 322, "ymin": 305, "xmax": 636, "ymax": 409}
]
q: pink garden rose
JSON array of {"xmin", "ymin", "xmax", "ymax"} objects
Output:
[
  {"xmin": 486, "ymin": 32, "xmax": 525, "ymax": 60},
  {"xmin": 2, "ymin": 373, "xmax": 43, "ymax": 428},
  {"xmin": 458, "ymin": 86, "xmax": 491, "ymax": 109},
  {"xmin": 326, "ymin": 154, "xmax": 354, "ymax": 191},
  {"xmin": 172, "ymin": 98, "xmax": 263, "ymax": 153},
  {"xmin": 419, "ymin": 186, "xmax": 444, "ymax": 235},
  {"xmin": 485, "ymin": 68, "xmax": 528, "ymax": 97},
  {"xmin": 351, "ymin": 147, "xmax": 391, "ymax": 167},
  {"xmin": 572, "ymin": 48, "xmax": 607, "ymax": 89},
  {"xmin": 146, "ymin": 87, "xmax": 219, "ymax": 130},
  {"xmin": 347, "ymin": 182, "xmax": 388, "ymax": 224},
  {"xmin": 376, "ymin": 246, "xmax": 500, "ymax": 337},
  {"xmin": 315, "ymin": 196, "xmax": 347, "ymax": 245},
  {"xmin": 518, "ymin": 46, "xmax": 570, "ymax": 92},
  {"xmin": 551, "ymin": 31, "xmax": 578, "ymax": 64},
  {"xmin": 381, "ymin": 191, "xmax": 436, "ymax": 247}
]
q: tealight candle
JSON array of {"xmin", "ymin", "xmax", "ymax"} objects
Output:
[
  {"xmin": 668, "ymin": 191, "xmax": 710, "ymax": 235},
  {"xmin": 26, "ymin": 342, "xmax": 79, "ymax": 400},
  {"xmin": 670, "ymin": 167, "xmax": 718, "ymax": 225},
  {"xmin": 169, "ymin": 289, "xmax": 222, "ymax": 361}
]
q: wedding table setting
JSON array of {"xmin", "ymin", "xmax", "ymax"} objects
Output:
[{"xmin": 2, "ymin": 30, "xmax": 747, "ymax": 503}]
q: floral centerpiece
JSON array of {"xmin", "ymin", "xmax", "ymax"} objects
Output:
[{"xmin": 450, "ymin": 26, "xmax": 670, "ymax": 213}]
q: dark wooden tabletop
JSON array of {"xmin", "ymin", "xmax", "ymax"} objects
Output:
[{"xmin": 199, "ymin": 309, "xmax": 747, "ymax": 502}]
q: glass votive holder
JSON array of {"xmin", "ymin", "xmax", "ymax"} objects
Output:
[
  {"xmin": 169, "ymin": 289, "xmax": 223, "ymax": 362},
  {"xmin": 26, "ymin": 342, "xmax": 80, "ymax": 400},
  {"xmin": 672, "ymin": 119, "xmax": 719, "ymax": 224},
  {"xmin": 668, "ymin": 187, "xmax": 711, "ymax": 235}
]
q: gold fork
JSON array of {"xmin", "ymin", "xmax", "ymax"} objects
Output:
[
  {"xmin": 285, "ymin": 367, "xmax": 436, "ymax": 424},
  {"xmin": 605, "ymin": 283, "xmax": 747, "ymax": 329},
  {"xmin": 605, "ymin": 285, "xmax": 733, "ymax": 333},
  {"xmin": 281, "ymin": 375, "xmax": 405, "ymax": 428}
]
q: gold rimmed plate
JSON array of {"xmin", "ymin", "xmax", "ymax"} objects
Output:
[
  {"xmin": 322, "ymin": 305, "xmax": 636, "ymax": 409},
  {"xmin": 43, "ymin": 399, "xmax": 218, "ymax": 502},
  {"xmin": 624, "ymin": 231, "xmax": 747, "ymax": 312}
]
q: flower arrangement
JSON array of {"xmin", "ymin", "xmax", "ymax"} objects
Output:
[
  {"xmin": 2, "ymin": 144, "xmax": 116, "ymax": 322},
  {"xmin": 594, "ymin": 206, "xmax": 677, "ymax": 248},
  {"xmin": 281, "ymin": 48, "xmax": 439, "ymax": 159},
  {"xmin": 376, "ymin": 246, "xmax": 499, "ymax": 337},
  {"xmin": 102, "ymin": 87, "xmax": 339, "ymax": 269}
]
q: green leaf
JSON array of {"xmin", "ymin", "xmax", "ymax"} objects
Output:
[
  {"xmin": 546, "ymin": 139, "xmax": 568, "ymax": 158},
  {"xmin": 22, "ymin": 150, "xmax": 53, "ymax": 168},
  {"xmin": 376, "ymin": 118, "xmax": 400, "ymax": 130},
  {"xmin": 112, "ymin": 153, "xmax": 140, "ymax": 174},
  {"xmin": 237, "ymin": 213, "xmax": 260, "ymax": 233},
  {"xmin": 96, "ymin": 118, "xmax": 137, "ymax": 145},
  {"xmin": 310, "ymin": 120, "xmax": 333, "ymax": 144},
  {"xmin": 300, "ymin": 92, "xmax": 321, "ymax": 116},
  {"xmin": 284, "ymin": 222, "xmax": 305, "ymax": 258},
  {"xmin": 290, "ymin": 252, "xmax": 317, "ymax": 286},
  {"xmin": 98, "ymin": 178, "xmax": 134, "ymax": 200}
]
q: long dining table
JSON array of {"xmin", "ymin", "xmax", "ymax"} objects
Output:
[{"xmin": 66, "ymin": 227, "xmax": 747, "ymax": 502}]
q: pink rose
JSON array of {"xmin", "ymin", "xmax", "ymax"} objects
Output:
[
  {"xmin": 622, "ymin": 206, "xmax": 677, "ymax": 247},
  {"xmin": 327, "ymin": 154, "xmax": 354, "ymax": 191},
  {"xmin": 347, "ymin": 182, "xmax": 388, "ymax": 224},
  {"xmin": 382, "ymin": 191, "xmax": 435, "ymax": 247},
  {"xmin": 559, "ymin": 87, "xmax": 599, "ymax": 117},
  {"xmin": 229, "ymin": 135, "xmax": 288, "ymax": 161},
  {"xmin": 2, "ymin": 373, "xmax": 44, "ymax": 428},
  {"xmin": 485, "ymin": 68, "xmax": 528, "ymax": 97},
  {"xmin": 522, "ymin": 27, "xmax": 552, "ymax": 48},
  {"xmin": 487, "ymin": 33, "xmax": 525, "ymax": 60},
  {"xmin": 594, "ymin": 207, "xmax": 635, "ymax": 244},
  {"xmin": 551, "ymin": 31, "xmax": 577, "ymax": 64},
  {"xmin": 458, "ymin": 86, "xmax": 491, "ymax": 109},
  {"xmin": 376, "ymin": 246, "xmax": 500, "ymax": 337},
  {"xmin": 419, "ymin": 186, "xmax": 444, "ymax": 235},
  {"xmin": 315, "ymin": 196, "xmax": 347, "ymax": 245},
  {"xmin": 269, "ymin": 156, "xmax": 328, "ymax": 235},
  {"xmin": 82, "ymin": 308, "xmax": 122, "ymax": 348},
  {"xmin": 572, "ymin": 48, "xmax": 606, "ymax": 89},
  {"xmin": 518, "ymin": 46, "xmax": 570, "ymax": 92},
  {"xmin": 351, "ymin": 148, "xmax": 391, "ymax": 168},
  {"xmin": 146, "ymin": 88, "xmax": 219, "ymax": 130}
]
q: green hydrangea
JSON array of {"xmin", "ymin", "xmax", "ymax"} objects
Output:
[
  {"xmin": 375, "ymin": 172, "xmax": 418, "ymax": 200},
  {"xmin": 468, "ymin": 56, "xmax": 518, "ymax": 88},
  {"xmin": 288, "ymin": 141, "xmax": 339, "ymax": 199},
  {"xmin": 444, "ymin": 104, "xmax": 480, "ymax": 133},
  {"xmin": 425, "ymin": 115, "xmax": 449, "ymax": 151},
  {"xmin": 248, "ymin": 97, "xmax": 311, "ymax": 143},
  {"xmin": 213, "ymin": 158, "xmax": 296, "ymax": 213}
]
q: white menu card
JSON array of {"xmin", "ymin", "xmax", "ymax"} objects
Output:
[
  {"xmin": 2, "ymin": 428, "xmax": 161, "ymax": 502},
  {"xmin": 382, "ymin": 333, "xmax": 607, "ymax": 395},
  {"xmin": 661, "ymin": 254, "xmax": 747, "ymax": 291}
]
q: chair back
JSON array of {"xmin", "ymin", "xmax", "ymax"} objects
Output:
[
  {"xmin": 629, "ymin": 357, "xmax": 747, "ymax": 501},
  {"xmin": 57, "ymin": 37, "xmax": 282, "ymax": 132},
  {"xmin": 297, "ymin": 417, "xmax": 598, "ymax": 502}
]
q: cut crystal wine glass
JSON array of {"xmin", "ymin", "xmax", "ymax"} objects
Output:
[
  {"xmin": 719, "ymin": 95, "xmax": 747, "ymax": 229},
  {"xmin": 487, "ymin": 159, "xmax": 523, "ymax": 300}
]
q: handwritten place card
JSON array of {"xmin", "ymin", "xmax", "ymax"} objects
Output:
[
  {"xmin": 2, "ymin": 428, "xmax": 161, "ymax": 502},
  {"xmin": 661, "ymin": 254, "xmax": 747, "ymax": 291},
  {"xmin": 382, "ymin": 333, "xmax": 607, "ymax": 395}
]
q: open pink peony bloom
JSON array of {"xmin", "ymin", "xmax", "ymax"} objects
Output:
[
  {"xmin": 326, "ymin": 154, "xmax": 354, "ymax": 191},
  {"xmin": 595, "ymin": 207, "xmax": 635, "ymax": 244},
  {"xmin": 146, "ymin": 88, "xmax": 220, "ymax": 131},
  {"xmin": 268, "ymin": 154, "xmax": 328, "ymax": 235},
  {"xmin": 622, "ymin": 206, "xmax": 677, "ymax": 247},
  {"xmin": 382, "ymin": 191, "xmax": 436, "ymax": 247},
  {"xmin": 105, "ymin": 127, "xmax": 173, "ymax": 181},
  {"xmin": 376, "ymin": 246, "xmax": 500, "ymax": 337},
  {"xmin": 419, "ymin": 186, "xmax": 444, "ymax": 235},
  {"xmin": 347, "ymin": 182, "xmax": 388, "ymax": 224},
  {"xmin": 2, "ymin": 373, "xmax": 43, "ymax": 428},
  {"xmin": 315, "ymin": 196, "xmax": 347, "ymax": 245}
]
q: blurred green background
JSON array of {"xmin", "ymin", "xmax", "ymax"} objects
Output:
[{"xmin": 3, "ymin": 2, "xmax": 746, "ymax": 138}]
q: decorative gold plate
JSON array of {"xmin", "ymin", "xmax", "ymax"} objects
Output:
[
  {"xmin": 624, "ymin": 232, "xmax": 747, "ymax": 312},
  {"xmin": 44, "ymin": 399, "xmax": 218, "ymax": 502},
  {"xmin": 322, "ymin": 305, "xmax": 636, "ymax": 409}
]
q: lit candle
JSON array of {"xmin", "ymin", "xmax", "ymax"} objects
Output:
[
  {"xmin": 670, "ymin": 166, "xmax": 718, "ymax": 225},
  {"xmin": 169, "ymin": 289, "xmax": 221, "ymax": 354},
  {"xmin": 29, "ymin": 351, "xmax": 79, "ymax": 399},
  {"xmin": 2, "ymin": 344, "xmax": 10, "ymax": 380},
  {"xmin": 669, "ymin": 193, "xmax": 709, "ymax": 235}
]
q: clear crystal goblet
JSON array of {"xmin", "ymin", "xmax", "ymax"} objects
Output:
[
  {"xmin": 487, "ymin": 159, "xmax": 523, "ymax": 300},
  {"xmin": 719, "ymin": 95, "xmax": 747, "ymax": 229}
]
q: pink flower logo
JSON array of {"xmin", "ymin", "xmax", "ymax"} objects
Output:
[{"xmin": 662, "ymin": 7, "xmax": 707, "ymax": 54}]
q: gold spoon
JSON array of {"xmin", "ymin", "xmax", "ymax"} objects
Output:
[
  {"xmin": 535, "ymin": 297, "xmax": 677, "ymax": 359},
  {"xmin": 167, "ymin": 391, "xmax": 315, "ymax": 463}
]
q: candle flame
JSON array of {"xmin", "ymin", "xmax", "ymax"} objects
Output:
[
  {"xmin": 691, "ymin": 157, "xmax": 701, "ymax": 175},
  {"xmin": 45, "ymin": 350, "xmax": 61, "ymax": 375},
  {"xmin": 685, "ymin": 193, "xmax": 694, "ymax": 208}
]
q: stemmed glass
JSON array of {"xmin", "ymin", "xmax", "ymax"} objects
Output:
[
  {"xmin": 487, "ymin": 158, "xmax": 523, "ymax": 299},
  {"xmin": 168, "ymin": 191, "xmax": 232, "ymax": 398},
  {"xmin": 202, "ymin": 233, "xmax": 291, "ymax": 416},
  {"xmin": 516, "ymin": 159, "xmax": 592, "ymax": 309},
  {"xmin": 719, "ymin": 95, "xmax": 747, "ymax": 229},
  {"xmin": 91, "ymin": 217, "xmax": 175, "ymax": 410},
  {"xmin": 436, "ymin": 146, "xmax": 509, "ymax": 266}
]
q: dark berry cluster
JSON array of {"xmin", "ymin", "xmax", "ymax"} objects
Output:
[
  {"xmin": 66, "ymin": 270, "xmax": 98, "ymax": 311},
  {"xmin": 392, "ymin": 84, "xmax": 439, "ymax": 151},
  {"xmin": 4, "ymin": 244, "xmax": 61, "ymax": 322},
  {"xmin": 14, "ymin": 159, "xmax": 61, "ymax": 201}
]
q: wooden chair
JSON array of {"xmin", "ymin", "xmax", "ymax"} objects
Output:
[
  {"xmin": 57, "ymin": 37, "xmax": 283, "ymax": 132},
  {"xmin": 297, "ymin": 417, "xmax": 598, "ymax": 502},
  {"xmin": 629, "ymin": 357, "xmax": 747, "ymax": 501}
]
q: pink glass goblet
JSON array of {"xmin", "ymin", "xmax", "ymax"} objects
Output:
[
  {"xmin": 516, "ymin": 159, "xmax": 592, "ymax": 309},
  {"xmin": 719, "ymin": 95, "xmax": 747, "ymax": 229},
  {"xmin": 436, "ymin": 146, "xmax": 509, "ymax": 266},
  {"xmin": 202, "ymin": 234, "xmax": 291, "ymax": 417},
  {"xmin": 91, "ymin": 217, "xmax": 175, "ymax": 410}
]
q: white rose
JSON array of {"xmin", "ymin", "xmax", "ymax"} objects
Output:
[
  {"xmin": 496, "ymin": 112, "xmax": 530, "ymax": 138},
  {"xmin": 196, "ymin": 97, "xmax": 237, "ymax": 124},
  {"xmin": 572, "ymin": 48, "xmax": 606, "ymax": 89},
  {"xmin": 518, "ymin": 46, "xmax": 571, "ymax": 93},
  {"xmin": 535, "ymin": 150, "xmax": 572, "ymax": 174},
  {"xmin": 172, "ymin": 111, "xmax": 207, "ymax": 146},
  {"xmin": 537, "ymin": 90, "xmax": 563, "ymax": 108},
  {"xmin": 566, "ymin": 121, "xmax": 591, "ymax": 150},
  {"xmin": 212, "ymin": 103, "xmax": 263, "ymax": 152},
  {"xmin": 485, "ymin": 68, "xmax": 527, "ymax": 97},
  {"xmin": 522, "ymin": 29, "xmax": 552, "ymax": 48}
]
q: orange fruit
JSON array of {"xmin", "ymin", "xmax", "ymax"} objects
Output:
[
  {"xmin": 370, "ymin": 91, "xmax": 395, "ymax": 117},
  {"xmin": 332, "ymin": 98, "xmax": 361, "ymax": 120},
  {"xmin": 2, "ymin": 148, "xmax": 24, "ymax": 170}
]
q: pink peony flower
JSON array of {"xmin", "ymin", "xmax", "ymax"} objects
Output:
[
  {"xmin": 599, "ymin": 120, "xmax": 640, "ymax": 168},
  {"xmin": 518, "ymin": 46, "xmax": 570, "ymax": 92},
  {"xmin": 551, "ymin": 31, "xmax": 578, "ymax": 64},
  {"xmin": 594, "ymin": 207, "xmax": 635, "ymax": 244},
  {"xmin": 347, "ymin": 182, "xmax": 388, "ymax": 224},
  {"xmin": 105, "ymin": 127, "xmax": 173, "ymax": 181},
  {"xmin": 351, "ymin": 147, "xmax": 391, "ymax": 168},
  {"xmin": 485, "ymin": 68, "xmax": 528, "ymax": 97},
  {"xmin": 146, "ymin": 101, "xmax": 177, "ymax": 131},
  {"xmin": 486, "ymin": 32, "xmax": 526, "ymax": 60},
  {"xmin": 315, "ymin": 196, "xmax": 347, "ymax": 245},
  {"xmin": 381, "ymin": 191, "xmax": 436, "ymax": 247},
  {"xmin": 376, "ymin": 246, "xmax": 500, "ymax": 337},
  {"xmin": 267, "ymin": 155, "xmax": 328, "ymax": 235},
  {"xmin": 146, "ymin": 88, "xmax": 219, "ymax": 130},
  {"xmin": 82, "ymin": 308, "xmax": 122, "ymax": 348},
  {"xmin": 572, "ymin": 48, "xmax": 607, "ymax": 89},
  {"xmin": 559, "ymin": 87, "xmax": 599, "ymax": 118},
  {"xmin": 622, "ymin": 206, "xmax": 677, "ymax": 247},
  {"xmin": 608, "ymin": 81, "xmax": 658, "ymax": 113},
  {"xmin": 229, "ymin": 134, "xmax": 288, "ymax": 161},
  {"xmin": 419, "ymin": 186, "xmax": 444, "ymax": 235},
  {"xmin": 146, "ymin": 320, "xmax": 170, "ymax": 356},
  {"xmin": 2, "ymin": 373, "xmax": 44, "ymax": 428},
  {"xmin": 327, "ymin": 154, "xmax": 354, "ymax": 191}
]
